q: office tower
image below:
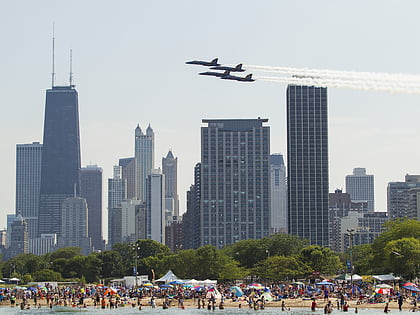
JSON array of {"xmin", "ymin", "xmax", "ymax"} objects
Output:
[
  {"xmin": 119, "ymin": 157, "xmax": 136, "ymax": 199},
  {"xmin": 146, "ymin": 169, "xmax": 165, "ymax": 244},
  {"xmin": 39, "ymin": 85, "xmax": 81, "ymax": 236},
  {"xmin": 345, "ymin": 168, "xmax": 375, "ymax": 211},
  {"xmin": 162, "ymin": 150, "xmax": 179, "ymax": 217},
  {"xmin": 10, "ymin": 214, "xmax": 28, "ymax": 258},
  {"xmin": 270, "ymin": 154, "xmax": 288, "ymax": 233},
  {"xmin": 6, "ymin": 214, "xmax": 16, "ymax": 248},
  {"xmin": 80, "ymin": 165, "xmax": 104, "ymax": 250},
  {"xmin": 29, "ymin": 234, "xmax": 57, "ymax": 256},
  {"xmin": 165, "ymin": 218, "xmax": 183, "ymax": 252},
  {"xmin": 107, "ymin": 166, "xmax": 127, "ymax": 247},
  {"xmin": 121, "ymin": 199, "xmax": 142, "ymax": 242},
  {"xmin": 200, "ymin": 119, "xmax": 270, "ymax": 248},
  {"xmin": 15, "ymin": 142, "xmax": 42, "ymax": 238},
  {"xmin": 388, "ymin": 174, "xmax": 420, "ymax": 220},
  {"xmin": 287, "ymin": 85, "xmax": 329, "ymax": 247},
  {"xmin": 135, "ymin": 124, "xmax": 154, "ymax": 201},
  {"xmin": 60, "ymin": 197, "xmax": 92, "ymax": 255},
  {"xmin": 183, "ymin": 163, "xmax": 201, "ymax": 249}
]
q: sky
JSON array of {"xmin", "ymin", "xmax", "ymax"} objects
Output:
[{"xmin": 2, "ymin": 1, "xmax": 420, "ymax": 236}]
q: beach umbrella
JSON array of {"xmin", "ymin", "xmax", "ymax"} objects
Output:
[
  {"xmin": 248, "ymin": 283, "xmax": 263, "ymax": 289},
  {"xmin": 160, "ymin": 284, "xmax": 173, "ymax": 288},
  {"xmin": 291, "ymin": 281, "xmax": 304, "ymax": 285},
  {"xmin": 230, "ymin": 286, "xmax": 243, "ymax": 297},
  {"xmin": 170, "ymin": 280, "xmax": 184, "ymax": 285},
  {"xmin": 402, "ymin": 282, "xmax": 418, "ymax": 287},
  {"xmin": 375, "ymin": 288, "xmax": 391, "ymax": 295},
  {"xmin": 403, "ymin": 285, "xmax": 420, "ymax": 292},
  {"xmin": 375, "ymin": 283, "xmax": 392, "ymax": 289},
  {"xmin": 143, "ymin": 283, "xmax": 153, "ymax": 287},
  {"xmin": 183, "ymin": 284, "xmax": 193, "ymax": 288},
  {"xmin": 316, "ymin": 281, "xmax": 336, "ymax": 286}
]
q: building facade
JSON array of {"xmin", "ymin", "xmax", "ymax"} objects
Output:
[
  {"xmin": 183, "ymin": 163, "xmax": 201, "ymax": 249},
  {"xmin": 345, "ymin": 168, "xmax": 375, "ymax": 211},
  {"xmin": 9, "ymin": 214, "xmax": 29, "ymax": 258},
  {"xmin": 119, "ymin": 157, "xmax": 136, "ymax": 200},
  {"xmin": 80, "ymin": 165, "xmax": 104, "ymax": 250},
  {"xmin": 135, "ymin": 124, "xmax": 154, "ymax": 201},
  {"xmin": 146, "ymin": 169, "xmax": 165, "ymax": 244},
  {"xmin": 200, "ymin": 119, "xmax": 270, "ymax": 248},
  {"xmin": 38, "ymin": 85, "xmax": 81, "ymax": 237},
  {"xmin": 387, "ymin": 174, "xmax": 420, "ymax": 220},
  {"xmin": 287, "ymin": 85, "xmax": 329, "ymax": 247},
  {"xmin": 107, "ymin": 166, "xmax": 127, "ymax": 248},
  {"xmin": 270, "ymin": 154, "xmax": 288, "ymax": 233},
  {"xmin": 15, "ymin": 142, "xmax": 42, "ymax": 238},
  {"xmin": 162, "ymin": 150, "xmax": 179, "ymax": 217}
]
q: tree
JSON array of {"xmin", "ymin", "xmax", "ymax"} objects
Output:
[
  {"xmin": 253, "ymin": 255, "xmax": 312, "ymax": 281},
  {"xmin": 81, "ymin": 254, "xmax": 102, "ymax": 283},
  {"xmin": 33, "ymin": 269, "xmax": 63, "ymax": 282},
  {"xmin": 351, "ymin": 244, "xmax": 375, "ymax": 275},
  {"xmin": 383, "ymin": 237, "xmax": 420, "ymax": 280},
  {"xmin": 46, "ymin": 247, "xmax": 82, "ymax": 261},
  {"xmin": 299, "ymin": 245, "xmax": 343, "ymax": 275},
  {"xmin": 96, "ymin": 250, "xmax": 124, "ymax": 278}
]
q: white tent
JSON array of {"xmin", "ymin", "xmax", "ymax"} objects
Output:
[{"xmin": 155, "ymin": 270, "xmax": 180, "ymax": 284}]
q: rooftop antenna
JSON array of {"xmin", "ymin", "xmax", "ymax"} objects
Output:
[
  {"xmin": 52, "ymin": 23, "xmax": 55, "ymax": 88},
  {"xmin": 69, "ymin": 49, "xmax": 73, "ymax": 87}
]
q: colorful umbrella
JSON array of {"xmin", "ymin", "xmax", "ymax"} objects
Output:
[
  {"xmin": 375, "ymin": 284, "xmax": 392, "ymax": 289},
  {"xmin": 170, "ymin": 280, "xmax": 184, "ymax": 285},
  {"xmin": 375, "ymin": 288, "xmax": 391, "ymax": 295},
  {"xmin": 403, "ymin": 282, "xmax": 418, "ymax": 287},
  {"xmin": 403, "ymin": 285, "xmax": 420, "ymax": 292},
  {"xmin": 248, "ymin": 283, "xmax": 263, "ymax": 289},
  {"xmin": 316, "ymin": 281, "xmax": 336, "ymax": 286},
  {"xmin": 230, "ymin": 286, "xmax": 243, "ymax": 297},
  {"xmin": 143, "ymin": 283, "xmax": 153, "ymax": 287}
]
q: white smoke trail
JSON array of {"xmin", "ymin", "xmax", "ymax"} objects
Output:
[{"xmin": 254, "ymin": 75, "xmax": 420, "ymax": 94}]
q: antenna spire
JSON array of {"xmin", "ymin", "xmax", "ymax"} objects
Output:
[
  {"xmin": 69, "ymin": 49, "xmax": 73, "ymax": 87},
  {"xmin": 52, "ymin": 23, "xmax": 55, "ymax": 88}
]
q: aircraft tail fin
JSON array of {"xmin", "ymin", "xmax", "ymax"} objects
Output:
[
  {"xmin": 211, "ymin": 58, "xmax": 218, "ymax": 64},
  {"xmin": 224, "ymin": 70, "xmax": 230, "ymax": 75},
  {"xmin": 246, "ymin": 74, "xmax": 253, "ymax": 79},
  {"xmin": 236, "ymin": 64, "xmax": 243, "ymax": 70}
]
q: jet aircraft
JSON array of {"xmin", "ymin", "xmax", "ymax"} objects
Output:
[
  {"xmin": 185, "ymin": 58, "xmax": 220, "ymax": 66},
  {"xmin": 199, "ymin": 70, "xmax": 230, "ymax": 77},
  {"xmin": 220, "ymin": 73, "xmax": 255, "ymax": 82},
  {"xmin": 210, "ymin": 64, "xmax": 245, "ymax": 72}
]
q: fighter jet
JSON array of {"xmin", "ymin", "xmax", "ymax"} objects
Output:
[
  {"xmin": 210, "ymin": 63, "xmax": 245, "ymax": 72},
  {"xmin": 220, "ymin": 73, "xmax": 255, "ymax": 82},
  {"xmin": 199, "ymin": 70, "xmax": 231, "ymax": 77},
  {"xmin": 185, "ymin": 58, "xmax": 220, "ymax": 66}
]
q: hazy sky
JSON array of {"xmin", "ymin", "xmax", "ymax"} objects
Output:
[{"xmin": 2, "ymin": 1, "xmax": 420, "ymax": 235}]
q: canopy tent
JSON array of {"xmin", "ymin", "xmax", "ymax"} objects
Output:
[
  {"xmin": 334, "ymin": 273, "xmax": 362, "ymax": 281},
  {"xmin": 155, "ymin": 270, "xmax": 181, "ymax": 284},
  {"xmin": 184, "ymin": 279, "xmax": 217, "ymax": 286},
  {"xmin": 372, "ymin": 274, "xmax": 400, "ymax": 282}
]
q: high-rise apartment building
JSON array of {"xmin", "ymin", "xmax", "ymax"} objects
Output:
[
  {"xmin": 388, "ymin": 174, "xmax": 420, "ymax": 220},
  {"xmin": 146, "ymin": 169, "xmax": 165, "ymax": 244},
  {"xmin": 9, "ymin": 214, "xmax": 28, "ymax": 259},
  {"xmin": 38, "ymin": 85, "xmax": 81, "ymax": 236},
  {"xmin": 135, "ymin": 124, "xmax": 154, "ymax": 201},
  {"xmin": 200, "ymin": 119, "xmax": 270, "ymax": 248},
  {"xmin": 287, "ymin": 85, "xmax": 329, "ymax": 247},
  {"xmin": 345, "ymin": 168, "xmax": 375, "ymax": 211},
  {"xmin": 270, "ymin": 154, "xmax": 288, "ymax": 233},
  {"xmin": 162, "ymin": 150, "xmax": 179, "ymax": 217},
  {"xmin": 119, "ymin": 157, "xmax": 136, "ymax": 199},
  {"xmin": 107, "ymin": 166, "xmax": 127, "ymax": 247},
  {"xmin": 15, "ymin": 142, "xmax": 42, "ymax": 238},
  {"xmin": 183, "ymin": 163, "xmax": 201, "ymax": 249},
  {"xmin": 60, "ymin": 197, "xmax": 92, "ymax": 255},
  {"xmin": 80, "ymin": 165, "xmax": 104, "ymax": 250}
]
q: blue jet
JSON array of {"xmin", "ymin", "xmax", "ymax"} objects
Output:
[
  {"xmin": 220, "ymin": 73, "xmax": 255, "ymax": 82},
  {"xmin": 199, "ymin": 70, "xmax": 230, "ymax": 77},
  {"xmin": 210, "ymin": 64, "xmax": 245, "ymax": 72},
  {"xmin": 185, "ymin": 58, "xmax": 220, "ymax": 66}
]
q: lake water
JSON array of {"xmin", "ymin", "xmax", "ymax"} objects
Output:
[{"xmin": 1, "ymin": 306, "xmax": 416, "ymax": 315}]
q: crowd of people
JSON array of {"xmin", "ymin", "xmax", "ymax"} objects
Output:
[{"xmin": 0, "ymin": 280, "xmax": 417, "ymax": 312}]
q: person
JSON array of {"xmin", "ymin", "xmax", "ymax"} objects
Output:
[
  {"xmin": 343, "ymin": 301, "xmax": 349, "ymax": 312},
  {"xmin": 311, "ymin": 299, "xmax": 317, "ymax": 311},
  {"xmin": 384, "ymin": 302, "xmax": 390, "ymax": 313},
  {"xmin": 398, "ymin": 295, "xmax": 403, "ymax": 311}
]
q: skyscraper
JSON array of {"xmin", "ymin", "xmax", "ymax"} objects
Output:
[
  {"xmin": 270, "ymin": 154, "xmax": 288, "ymax": 233},
  {"xmin": 345, "ymin": 168, "xmax": 375, "ymax": 211},
  {"xmin": 15, "ymin": 142, "xmax": 42, "ymax": 238},
  {"xmin": 146, "ymin": 169, "xmax": 165, "ymax": 244},
  {"xmin": 80, "ymin": 165, "xmax": 104, "ymax": 250},
  {"xmin": 387, "ymin": 174, "xmax": 420, "ymax": 220},
  {"xmin": 107, "ymin": 166, "xmax": 127, "ymax": 247},
  {"xmin": 135, "ymin": 124, "xmax": 154, "ymax": 201},
  {"xmin": 119, "ymin": 157, "xmax": 136, "ymax": 199},
  {"xmin": 287, "ymin": 85, "xmax": 329, "ymax": 247},
  {"xmin": 38, "ymin": 85, "xmax": 81, "ymax": 236},
  {"xmin": 200, "ymin": 119, "xmax": 270, "ymax": 248},
  {"xmin": 183, "ymin": 163, "xmax": 201, "ymax": 249},
  {"xmin": 9, "ymin": 214, "xmax": 28, "ymax": 259},
  {"xmin": 162, "ymin": 150, "xmax": 179, "ymax": 217}
]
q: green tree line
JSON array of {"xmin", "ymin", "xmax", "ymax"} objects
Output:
[{"xmin": 1, "ymin": 219, "xmax": 418, "ymax": 284}]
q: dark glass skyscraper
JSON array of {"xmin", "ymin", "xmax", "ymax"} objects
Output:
[
  {"xmin": 287, "ymin": 85, "xmax": 329, "ymax": 247},
  {"xmin": 38, "ymin": 86, "xmax": 81, "ymax": 236}
]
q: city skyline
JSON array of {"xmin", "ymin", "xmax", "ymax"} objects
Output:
[{"xmin": 3, "ymin": 1, "xmax": 420, "ymax": 235}]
